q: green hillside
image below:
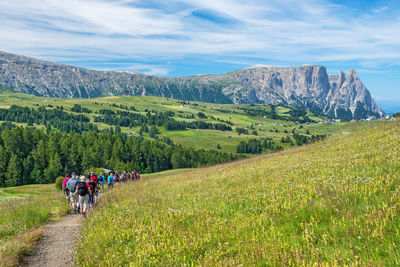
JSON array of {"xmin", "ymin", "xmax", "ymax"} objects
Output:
[
  {"xmin": 0, "ymin": 88, "xmax": 351, "ymax": 155},
  {"xmin": 76, "ymin": 120, "xmax": 400, "ymax": 266}
]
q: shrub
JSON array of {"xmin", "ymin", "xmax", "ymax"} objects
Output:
[
  {"xmin": 84, "ymin": 167, "xmax": 108, "ymax": 177},
  {"xmin": 55, "ymin": 176, "xmax": 64, "ymax": 191}
]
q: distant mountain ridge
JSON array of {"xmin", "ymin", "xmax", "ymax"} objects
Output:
[{"xmin": 0, "ymin": 51, "xmax": 383, "ymax": 119}]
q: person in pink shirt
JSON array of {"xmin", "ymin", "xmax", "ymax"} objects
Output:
[{"xmin": 62, "ymin": 173, "xmax": 71, "ymax": 202}]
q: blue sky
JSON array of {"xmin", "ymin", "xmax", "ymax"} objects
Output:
[{"xmin": 0, "ymin": 0, "xmax": 399, "ymax": 111}]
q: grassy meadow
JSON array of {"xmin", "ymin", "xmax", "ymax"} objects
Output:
[
  {"xmin": 76, "ymin": 120, "xmax": 400, "ymax": 266},
  {"xmin": 0, "ymin": 184, "xmax": 69, "ymax": 266},
  {"xmin": 0, "ymin": 89, "xmax": 352, "ymax": 154}
]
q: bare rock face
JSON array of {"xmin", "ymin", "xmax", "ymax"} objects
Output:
[
  {"xmin": 325, "ymin": 69, "xmax": 382, "ymax": 118},
  {"xmin": 222, "ymin": 65, "xmax": 383, "ymax": 118},
  {"xmin": 0, "ymin": 51, "xmax": 383, "ymax": 119}
]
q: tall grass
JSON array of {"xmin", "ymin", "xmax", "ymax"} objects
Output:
[
  {"xmin": 77, "ymin": 121, "xmax": 400, "ymax": 266},
  {"xmin": 0, "ymin": 184, "xmax": 69, "ymax": 266}
]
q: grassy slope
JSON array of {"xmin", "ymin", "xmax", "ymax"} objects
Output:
[
  {"xmin": 0, "ymin": 89, "xmax": 352, "ymax": 154},
  {"xmin": 0, "ymin": 184, "xmax": 69, "ymax": 266},
  {"xmin": 77, "ymin": 120, "xmax": 400, "ymax": 266}
]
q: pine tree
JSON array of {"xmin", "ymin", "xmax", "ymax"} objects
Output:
[
  {"xmin": 31, "ymin": 163, "xmax": 44, "ymax": 184},
  {"xmin": 32, "ymin": 139, "xmax": 47, "ymax": 170},
  {"xmin": 0, "ymin": 145, "xmax": 8, "ymax": 186},
  {"xmin": 23, "ymin": 155, "xmax": 34, "ymax": 185},
  {"xmin": 1, "ymin": 127, "xmax": 23, "ymax": 156},
  {"xmin": 6, "ymin": 154, "xmax": 21, "ymax": 187},
  {"xmin": 44, "ymin": 152, "xmax": 62, "ymax": 183}
]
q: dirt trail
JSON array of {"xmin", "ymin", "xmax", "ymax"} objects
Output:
[{"xmin": 21, "ymin": 213, "xmax": 82, "ymax": 267}]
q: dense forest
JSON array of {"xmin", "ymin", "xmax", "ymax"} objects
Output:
[{"xmin": 0, "ymin": 123, "xmax": 240, "ymax": 187}]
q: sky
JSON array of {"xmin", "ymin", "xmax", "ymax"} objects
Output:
[{"xmin": 0, "ymin": 0, "xmax": 399, "ymax": 111}]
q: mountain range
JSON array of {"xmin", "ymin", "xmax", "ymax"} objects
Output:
[{"xmin": 0, "ymin": 51, "xmax": 383, "ymax": 119}]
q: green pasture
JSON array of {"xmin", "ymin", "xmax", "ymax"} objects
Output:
[{"xmin": 0, "ymin": 89, "xmax": 359, "ymax": 154}]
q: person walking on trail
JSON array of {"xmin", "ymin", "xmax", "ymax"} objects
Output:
[
  {"xmin": 121, "ymin": 171, "xmax": 126, "ymax": 183},
  {"xmin": 107, "ymin": 173, "xmax": 114, "ymax": 190},
  {"xmin": 114, "ymin": 171, "xmax": 120, "ymax": 186},
  {"xmin": 133, "ymin": 170, "xmax": 139, "ymax": 181},
  {"xmin": 90, "ymin": 172, "xmax": 98, "ymax": 184},
  {"xmin": 90, "ymin": 172, "xmax": 99, "ymax": 200},
  {"xmin": 98, "ymin": 172, "xmax": 105, "ymax": 192},
  {"xmin": 88, "ymin": 176, "xmax": 97, "ymax": 208},
  {"xmin": 85, "ymin": 173, "xmax": 94, "ymax": 208},
  {"xmin": 66, "ymin": 173, "xmax": 79, "ymax": 213},
  {"xmin": 62, "ymin": 173, "xmax": 71, "ymax": 202},
  {"xmin": 74, "ymin": 175, "xmax": 92, "ymax": 217},
  {"xmin": 133, "ymin": 170, "xmax": 140, "ymax": 181}
]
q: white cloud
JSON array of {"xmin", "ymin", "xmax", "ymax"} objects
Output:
[
  {"xmin": 0, "ymin": 0, "xmax": 399, "ymax": 70},
  {"xmin": 373, "ymin": 6, "xmax": 389, "ymax": 13}
]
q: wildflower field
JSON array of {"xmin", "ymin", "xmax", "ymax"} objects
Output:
[{"xmin": 77, "ymin": 120, "xmax": 400, "ymax": 266}]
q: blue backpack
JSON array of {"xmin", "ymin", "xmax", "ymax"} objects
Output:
[{"xmin": 67, "ymin": 177, "xmax": 79, "ymax": 192}]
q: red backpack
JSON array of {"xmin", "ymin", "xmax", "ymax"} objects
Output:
[{"xmin": 91, "ymin": 175, "xmax": 98, "ymax": 183}]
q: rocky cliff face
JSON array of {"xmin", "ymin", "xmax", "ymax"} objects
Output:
[
  {"xmin": 222, "ymin": 65, "xmax": 383, "ymax": 119},
  {"xmin": 0, "ymin": 51, "xmax": 383, "ymax": 119}
]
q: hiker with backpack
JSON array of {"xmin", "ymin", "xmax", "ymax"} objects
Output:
[
  {"xmin": 121, "ymin": 171, "xmax": 126, "ymax": 183},
  {"xmin": 74, "ymin": 175, "xmax": 92, "ymax": 217},
  {"xmin": 90, "ymin": 172, "xmax": 98, "ymax": 184},
  {"xmin": 107, "ymin": 172, "xmax": 114, "ymax": 190},
  {"xmin": 114, "ymin": 171, "xmax": 120, "ymax": 186},
  {"xmin": 98, "ymin": 172, "xmax": 105, "ymax": 192},
  {"xmin": 66, "ymin": 173, "xmax": 79, "ymax": 213},
  {"xmin": 90, "ymin": 172, "xmax": 99, "ymax": 199},
  {"xmin": 88, "ymin": 175, "xmax": 97, "ymax": 208},
  {"xmin": 85, "ymin": 173, "xmax": 94, "ymax": 208},
  {"xmin": 62, "ymin": 173, "xmax": 71, "ymax": 202}
]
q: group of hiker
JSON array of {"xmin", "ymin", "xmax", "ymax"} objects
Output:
[{"xmin": 61, "ymin": 170, "xmax": 141, "ymax": 217}]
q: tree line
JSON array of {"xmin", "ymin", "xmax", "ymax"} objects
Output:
[
  {"xmin": 237, "ymin": 138, "xmax": 277, "ymax": 154},
  {"xmin": 0, "ymin": 105, "xmax": 98, "ymax": 133},
  {"xmin": 164, "ymin": 120, "xmax": 232, "ymax": 131},
  {"xmin": 0, "ymin": 104, "xmax": 233, "ymax": 134},
  {"xmin": 292, "ymin": 133, "xmax": 326, "ymax": 145},
  {"xmin": 236, "ymin": 132, "xmax": 326, "ymax": 154},
  {"xmin": 0, "ymin": 123, "xmax": 240, "ymax": 187},
  {"xmin": 236, "ymin": 105, "xmax": 316, "ymax": 123},
  {"xmin": 95, "ymin": 109, "xmax": 232, "ymax": 131}
]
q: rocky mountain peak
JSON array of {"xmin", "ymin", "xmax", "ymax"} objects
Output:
[{"xmin": 0, "ymin": 51, "xmax": 383, "ymax": 119}]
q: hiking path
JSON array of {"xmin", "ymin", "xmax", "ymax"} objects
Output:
[{"xmin": 21, "ymin": 213, "xmax": 82, "ymax": 267}]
